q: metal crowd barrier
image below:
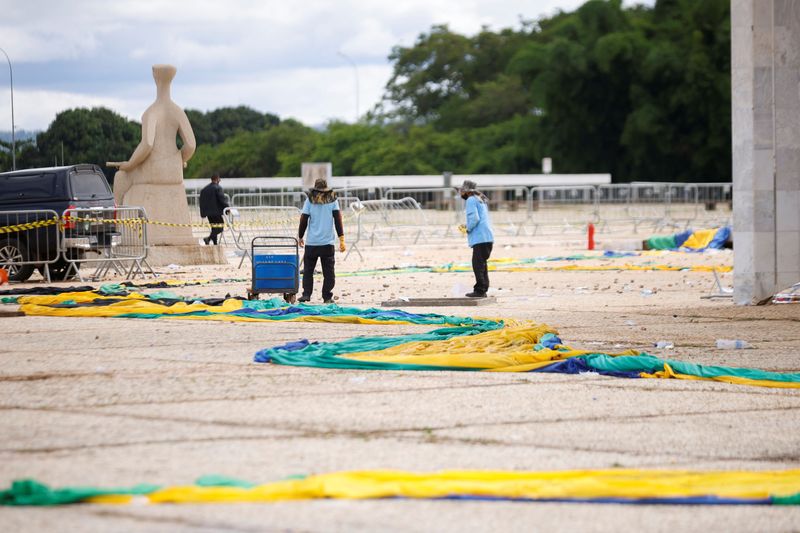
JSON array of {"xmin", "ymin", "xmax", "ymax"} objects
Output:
[
  {"xmin": 354, "ymin": 197, "xmax": 431, "ymax": 245},
  {"xmin": 187, "ymin": 183, "xmax": 733, "ymax": 242},
  {"xmin": 60, "ymin": 206, "xmax": 153, "ymax": 282},
  {"xmin": 693, "ymin": 182, "xmax": 733, "ymax": 226},
  {"xmin": 340, "ymin": 197, "xmax": 364, "ymax": 261},
  {"xmin": 224, "ymin": 206, "xmax": 301, "ymax": 267},
  {"xmin": 0, "ymin": 209, "xmax": 61, "ymax": 282},
  {"xmin": 232, "ymin": 191, "xmax": 307, "ymax": 208},
  {"xmin": 468, "ymin": 186, "xmax": 530, "ymax": 235},
  {"xmin": 527, "ymin": 185, "xmax": 597, "ymax": 235}
]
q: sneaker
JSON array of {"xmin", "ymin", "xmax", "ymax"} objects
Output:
[
  {"xmin": 323, "ymin": 298, "xmax": 334, "ymax": 304},
  {"xmin": 465, "ymin": 291, "xmax": 487, "ymax": 298},
  {"xmin": 203, "ymin": 237, "xmax": 210, "ymax": 245},
  {"xmin": 298, "ymin": 295, "xmax": 311, "ymax": 303}
]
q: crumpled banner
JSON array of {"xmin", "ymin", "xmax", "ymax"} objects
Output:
[{"xmin": 3, "ymin": 469, "xmax": 800, "ymax": 506}]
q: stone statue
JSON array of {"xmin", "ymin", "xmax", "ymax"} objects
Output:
[{"xmin": 109, "ymin": 64, "xmax": 196, "ymax": 246}]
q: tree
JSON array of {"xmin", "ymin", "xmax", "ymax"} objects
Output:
[
  {"xmin": 185, "ymin": 106, "xmax": 281, "ymax": 145},
  {"xmin": 27, "ymin": 107, "xmax": 140, "ymax": 180}
]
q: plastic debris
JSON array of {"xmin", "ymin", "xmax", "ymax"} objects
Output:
[
  {"xmin": 716, "ymin": 339, "xmax": 753, "ymax": 350},
  {"xmin": 653, "ymin": 341, "xmax": 674, "ymax": 349}
]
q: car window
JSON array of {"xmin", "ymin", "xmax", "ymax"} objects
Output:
[
  {"xmin": 0, "ymin": 173, "xmax": 60, "ymax": 202},
  {"xmin": 69, "ymin": 172, "xmax": 113, "ymax": 200}
]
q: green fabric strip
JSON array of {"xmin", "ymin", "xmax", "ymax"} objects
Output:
[
  {"xmin": 0, "ymin": 479, "xmax": 159, "ymax": 506},
  {"xmin": 773, "ymin": 493, "xmax": 800, "ymax": 505},
  {"xmin": 646, "ymin": 235, "xmax": 678, "ymax": 250},
  {"xmin": 582, "ymin": 353, "xmax": 800, "ymax": 384},
  {"xmin": 259, "ymin": 323, "xmax": 503, "ymax": 370}
]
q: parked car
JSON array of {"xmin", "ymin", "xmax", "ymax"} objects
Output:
[{"xmin": 0, "ymin": 164, "xmax": 119, "ymax": 281}]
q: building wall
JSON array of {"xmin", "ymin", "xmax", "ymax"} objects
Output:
[{"xmin": 732, "ymin": 0, "xmax": 800, "ymax": 304}]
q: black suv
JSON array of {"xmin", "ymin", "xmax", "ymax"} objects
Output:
[{"xmin": 0, "ymin": 164, "xmax": 118, "ymax": 281}]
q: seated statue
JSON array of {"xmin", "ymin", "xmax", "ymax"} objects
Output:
[{"xmin": 110, "ymin": 64, "xmax": 197, "ymax": 246}]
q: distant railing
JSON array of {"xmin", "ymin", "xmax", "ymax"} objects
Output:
[{"xmin": 187, "ymin": 183, "xmax": 732, "ymax": 250}]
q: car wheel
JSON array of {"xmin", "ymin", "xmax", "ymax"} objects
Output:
[{"xmin": 0, "ymin": 238, "xmax": 35, "ymax": 282}]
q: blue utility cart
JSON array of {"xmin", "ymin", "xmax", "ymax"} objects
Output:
[{"xmin": 248, "ymin": 236, "xmax": 300, "ymax": 303}]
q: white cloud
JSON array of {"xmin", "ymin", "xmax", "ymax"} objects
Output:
[
  {"xmin": 0, "ymin": 64, "xmax": 392, "ymax": 130},
  {"xmin": 0, "ymin": 0, "xmax": 653, "ymax": 130},
  {"xmin": 0, "ymin": 89, "xmax": 148, "ymax": 131}
]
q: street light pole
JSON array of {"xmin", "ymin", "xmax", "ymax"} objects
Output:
[
  {"xmin": 0, "ymin": 47, "xmax": 15, "ymax": 170},
  {"xmin": 337, "ymin": 51, "xmax": 360, "ymax": 122}
]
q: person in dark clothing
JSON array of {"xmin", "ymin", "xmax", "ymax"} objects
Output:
[
  {"xmin": 297, "ymin": 178, "xmax": 346, "ymax": 303},
  {"xmin": 199, "ymin": 173, "xmax": 229, "ymax": 245},
  {"xmin": 459, "ymin": 180, "xmax": 495, "ymax": 298}
]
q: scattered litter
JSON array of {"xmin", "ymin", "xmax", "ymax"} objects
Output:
[
  {"xmin": 773, "ymin": 282, "xmax": 800, "ymax": 304},
  {"xmin": 166, "ymin": 264, "xmax": 182, "ymax": 270},
  {"xmin": 653, "ymin": 341, "xmax": 674, "ymax": 349},
  {"xmin": 624, "ymin": 320, "xmax": 637, "ymax": 326},
  {"xmin": 640, "ymin": 289, "xmax": 654, "ymax": 296},
  {"xmin": 715, "ymin": 339, "xmax": 753, "ymax": 350}
]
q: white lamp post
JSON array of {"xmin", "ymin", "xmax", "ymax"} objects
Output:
[{"xmin": 0, "ymin": 47, "xmax": 15, "ymax": 170}]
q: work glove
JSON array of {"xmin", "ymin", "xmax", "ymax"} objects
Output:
[
  {"xmin": 458, "ymin": 224, "xmax": 467, "ymax": 235},
  {"xmin": 339, "ymin": 235, "xmax": 346, "ymax": 252}
]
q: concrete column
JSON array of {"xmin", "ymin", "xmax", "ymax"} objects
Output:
[{"xmin": 732, "ymin": 0, "xmax": 800, "ymax": 304}]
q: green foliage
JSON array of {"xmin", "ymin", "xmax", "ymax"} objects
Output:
[
  {"xmin": 375, "ymin": 0, "xmax": 731, "ymax": 181},
  {"xmin": 185, "ymin": 119, "xmax": 317, "ymax": 178},
  {"xmin": 185, "ymin": 106, "xmax": 280, "ymax": 145},
  {"xmin": 17, "ymin": 107, "xmax": 140, "ymax": 179}
]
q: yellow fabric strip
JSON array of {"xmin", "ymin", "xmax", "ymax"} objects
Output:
[
  {"xmin": 19, "ymin": 298, "xmax": 244, "ymax": 318},
  {"xmin": 17, "ymin": 292, "xmax": 149, "ymax": 305},
  {"xmin": 429, "ymin": 264, "xmax": 732, "ymax": 273},
  {"xmin": 682, "ymin": 229, "xmax": 718, "ymax": 250},
  {"xmin": 342, "ymin": 322, "xmax": 642, "ymax": 370},
  {"xmin": 95, "ymin": 469, "xmax": 800, "ymax": 504}
]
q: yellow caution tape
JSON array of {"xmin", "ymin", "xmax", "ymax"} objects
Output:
[{"xmin": 0, "ymin": 217, "xmax": 60, "ymax": 234}]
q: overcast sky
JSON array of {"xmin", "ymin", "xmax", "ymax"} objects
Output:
[{"xmin": 0, "ymin": 0, "xmax": 651, "ymax": 132}]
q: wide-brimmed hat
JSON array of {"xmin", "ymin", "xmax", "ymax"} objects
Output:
[
  {"xmin": 460, "ymin": 180, "xmax": 478, "ymax": 192},
  {"xmin": 313, "ymin": 178, "xmax": 331, "ymax": 191}
]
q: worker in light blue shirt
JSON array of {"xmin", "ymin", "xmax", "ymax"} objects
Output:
[
  {"xmin": 298, "ymin": 178, "xmax": 346, "ymax": 303},
  {"xmin": 459, "ymin": 180, "xmax": 494, "ymax": 298}
]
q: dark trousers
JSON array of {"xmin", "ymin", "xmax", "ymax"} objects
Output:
[
  {"xmin": 471, "ymin": 242, "xmax": 493, "ymax": 294},
  {"xmin": 302, "ymin": 244, "xmax": 336, "ymax": 300},
  {"xmin": 206, "ymin": 215, "xmax": 224, "ymax": 244}
]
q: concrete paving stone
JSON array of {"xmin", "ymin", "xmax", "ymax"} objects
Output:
[{"xmin": 1, "ymin": 242, "xmax": 798, "ymax": 531}]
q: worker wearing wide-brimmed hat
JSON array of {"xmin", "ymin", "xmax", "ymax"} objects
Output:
[
  {"xmin": 297, "ymin": 178, "xmax": 346, "ymax": 303},
  {"xmin": 458, "ymin": 180, "xmax": 494, "ymax": 298}
]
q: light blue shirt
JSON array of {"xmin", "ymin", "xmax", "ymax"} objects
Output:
[
  {"xmin": 465, "ymin": 195, "xmax": 494, "ymax": 247},
  {"xmin": 301, "ymin": 198, "xmax": 340, "ymax": 246}
]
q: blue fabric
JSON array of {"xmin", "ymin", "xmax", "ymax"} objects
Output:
[
  {"xmin": 465, "ymin": 196, "xmax": 494, "ymax": 247},
  {"xmin": 673, "ymin": 229, "xmax": 694, "ymax": 247},
  {"xmin": 301, "ymin": 198, "xmax": 340, "ymax": 246},
  {"xmin": 534, "ymin": 357, "xmax": 643, "ymax": 379},
  {"xmin": 537, "ymin": 333, "xmax": 563, "ymax": 350},
  {"xmin": 602, "ymin": 251, "xmax": 638, "ymax": 258},
  {"xmin": 437, "ymin": 494, "xmax": 771, "ymax": 505},
  {"xmin": 708, "ymin": 226, "xmax": 731, "ymax": 249}
]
